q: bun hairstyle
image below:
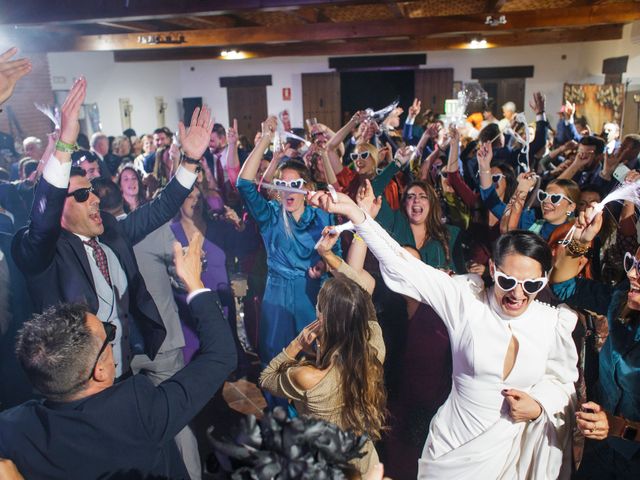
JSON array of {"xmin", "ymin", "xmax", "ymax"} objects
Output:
[{"xmin": 492, "ymin": 230, "xmax": 552, "ymax": 273}]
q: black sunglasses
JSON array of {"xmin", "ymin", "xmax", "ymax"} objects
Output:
[
  {"xmin": 67, "ymin": 186, "xmax": 94, "ymax": 203},
  {"xmin": 87, "ymin": 322, "xmax": 116, "ymax": 381}
]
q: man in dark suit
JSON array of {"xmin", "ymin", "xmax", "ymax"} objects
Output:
[
  {"xmin": 0, "ymin": 232, "xmax": 237, "ymax": 479},
  {"xmin": 11, "ymin": 77, "xmax": 214, "ymax": 376}
]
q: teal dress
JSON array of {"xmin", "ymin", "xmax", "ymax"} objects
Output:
[
  {"xmin": 375, "ymin": 198, "xmax": 465, "ymax": 273},
  {"xmin": 237, "ymin": 178, "xmax": 340, "ymax": 365}
]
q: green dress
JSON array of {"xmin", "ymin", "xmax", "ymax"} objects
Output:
[{"xmin": 374, "ymin": 197, "xmax": 465, "ymax": 273}]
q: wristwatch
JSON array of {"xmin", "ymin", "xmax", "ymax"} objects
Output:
[
  {"xmin": 181, "ymin": 153, "xmax": 201, "ymax": 165},
  {"xmin": 610, "ymin": 415, "xmax": 640, "ymax": 442}
]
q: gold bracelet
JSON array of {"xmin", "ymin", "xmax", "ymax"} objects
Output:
[
  {"xmin": 566, "ymin": 239, "xmax": 591, "ymax": 257},
  {"xmin": 353, "ymin": 233, "xmax": 363, "ymax": 242}
]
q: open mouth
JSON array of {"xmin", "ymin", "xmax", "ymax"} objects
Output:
[
  {"xmin": 89, "ymin": 212, "xmax": 102, "ymax": 224},
  {"xmin": 629, "ymin": 285, "xmax": 640, "ymax": 299},
  {"xmin": 502, "ymin": 295, "xmax": 526, "ymax": 312}
]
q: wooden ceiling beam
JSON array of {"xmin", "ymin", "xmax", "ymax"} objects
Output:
[
  {"xmin": 3, "ymin": 0, "xmax": 376, "ymax": 25},
  {"xmin": 69, "ymin": 3, "xmax": 640, "ymax": 51},
  {"xmin": 485, "ymin": 0, "xmax": 509, "ymax": 13},
  {"xmin": 112, "ymin": 24, "xmax": 624, "ymax": 62},
  {"xmin": 94, "ymin": 22, "xmax": 149, "ymax": 32},
  {"xmin": 386, "ymin": 1, "xmax": 407, "ymax": 19}
]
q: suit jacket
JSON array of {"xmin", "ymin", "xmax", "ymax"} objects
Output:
[
  {"xmin": 11, "ymin": 174, "xmax": 192, "ymax": 359},
  {"xmin": 0, "ymin": 291, "xmax": 237, "ymax": 479}
]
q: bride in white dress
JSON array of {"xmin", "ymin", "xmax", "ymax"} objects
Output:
[{"xmin": 308, "ymin": 187, "xmax": 578, "ymax": 480}]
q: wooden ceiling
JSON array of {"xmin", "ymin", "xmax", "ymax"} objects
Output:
[{"xmin": 2, "ymin": 0, "xmax": 639, "ymax": 61}]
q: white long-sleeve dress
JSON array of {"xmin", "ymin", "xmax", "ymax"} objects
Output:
[{"xmin": 355, "ymin": 215, "xmax": 578, "ymax": 479}]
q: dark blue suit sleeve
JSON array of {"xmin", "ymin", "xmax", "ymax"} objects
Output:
[
  {"xmin": 135, "ymin": 290, "xmax": 236, "ymax": 442},
  {"xmin": 11, "ymin": 178, "xmax": 66, "ymax": 275},
  {"xmin": 120, "ymin": 175, "xmax": 192, "ymax": 246}
]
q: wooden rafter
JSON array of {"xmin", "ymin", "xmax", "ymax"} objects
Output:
[
  {"xmin": 112, "ymin": 24, "xmax": 623, "ymax": 62},
  {"xmin": 485, "ymin": 0, "xmax": 509, "ymax": 13},
  {"xmin": 65, "ymin": 3, "xmax": 640, "ymax": 52}
]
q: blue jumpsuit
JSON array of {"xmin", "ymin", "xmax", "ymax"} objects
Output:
[{"xmin": 237, "ymin": 178, "xmax": 340, "ymax": 365}]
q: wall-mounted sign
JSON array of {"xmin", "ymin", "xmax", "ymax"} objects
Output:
[{"xmin": 282, "ymin": 87, "xmax": 291, "ymax": 101}]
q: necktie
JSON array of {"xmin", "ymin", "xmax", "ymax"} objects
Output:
[
  {"xmin": 214, "ymin": 152, "xmax": 225, "ymax": 194},
  {"xmin": 84, "ymin": 238, "xmax": 112, "ymax": 287}
]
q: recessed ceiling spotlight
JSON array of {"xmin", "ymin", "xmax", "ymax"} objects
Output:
[
  {"xmin": 220, "ymin": 50, "xmax": 247, "ymax": 60},
  {"xmin": 468, "ymin": 38, "xmax": 488, "ymax": 49}
]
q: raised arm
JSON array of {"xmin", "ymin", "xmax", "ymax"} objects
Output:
[
  {"xmin": 142, "ymin": 232, "xmax": 236, "ymax": 442},
  {"xmin": 225, "ymin": 118, "xmax": 241, "ymax": 188},
  {"xmin": 0, "ymin": 47, "xmax": 31, "ymax": 105},
  {"xmin": 12, "ymin": 78, "xmax": 86, "ymax": 273},
  {"xmin": 307, "ymin": 190, "xmax": 466, "ymax": 332},
  {"xmin": 239, "ymin": 117, "xmax": 276, "ymax": 182},
  {"xmin": 120, "ymin": 106, "xmax": 214, "ymax": 244}
]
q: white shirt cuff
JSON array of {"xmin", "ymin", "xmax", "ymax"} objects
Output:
[
  {"xmin": 175, "ymin": 165, "xmax": 198, "ymax": 190},
  {"xmin": 536, "ymin": 113, "xmax": 546, "ymax": 122},
  {"xmin": 186, "ymin": 288, "xmax": 211, "ymax": 304},
  {"xmin": 406, "ymin": 116, "xmax": 415, "ymax": 125},
  {"xmin": 42, "ymin": 153, "xmax": 71, "ymax": 189}
]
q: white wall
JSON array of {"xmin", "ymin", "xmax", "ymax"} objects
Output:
[{"xmin": 47, "ymin": 22, "xmax": 640, "ymax": 136}]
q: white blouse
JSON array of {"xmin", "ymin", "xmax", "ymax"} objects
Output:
[{"xmin": 355, "ymin": 214, "xmax": 578, "ymax": 479}]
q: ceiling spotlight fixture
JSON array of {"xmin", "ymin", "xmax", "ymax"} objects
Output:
[
  {"xmin": 469, "ymin": 38, "xmax": 488, "ymax": 49},
  {"xmin": 485, "ymin": 15, "xmax": 507, "ymax": 27},
  {"xmin": 220, "ymin": 50, "xmax": 247, "ymax": 60},
  {"xmin": 137, "ymin": 34, "xmax": 186, "ymax": 45}
]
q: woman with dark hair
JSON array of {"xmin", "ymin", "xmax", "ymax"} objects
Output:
[
  {"xmin": 116, "ymin": 164, "xmax": 146, "ymax": 213},
  {"xmin": 550, "ymin": 205, "xmax": 640, "ymax": 478},
  {"xmin": 307, "ymin": 188, "xmax": 578, "ymax": 479},
  {"xmin": 374, "ymin": 178, "xmax": 464, "ymax": 272},
  {"xmin": 444, "ymin": 125, "xmax": 518, "ymax": 273},
  {"xmin": 237, "ymin": 116, "xmax": 340, "ymax": 371},
  {"xmin": 260, "ymin": 275, "xmax": 386, "ymax": 476},
  {"xmin": 479, "ymin": 143, "xmax": 580, "ymax": 242}
]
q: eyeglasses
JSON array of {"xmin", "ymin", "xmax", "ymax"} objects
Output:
[
  {"xmin": 350, "ymin": 151, "xmax": 370, "ymax": 161},
  {"xmin": 66, "ymin": 186, "xmax": 95, "ymax": 203},
  {"xmin": 536, "ymin": 190, "xmax": 574, "ymax": 206},
  {"xmin": 492, "ymin": 173, "xmax": 505, "ymax": 185},
  {"xmin": 87, "ymin": 322, "xmax": 116, "ymax": 381},
  {"xmin": 273, "ymin": 178, "xmax": 306, "ymax": 190},
  {"xmin": 623, "ymin": 252, "xmax": 640, "ymax": 277},
  {"xmin": 493, "ymin": 268, "xmax": 548, "ymax": 295}
]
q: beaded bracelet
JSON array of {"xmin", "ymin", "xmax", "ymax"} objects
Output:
[
  {"xmin": 566, "ymin": 239, "xmax": 590, "ymax": 257},
  {"xmin": 55, "ymin": 140, "xmax": 78, "ymax": 153}
]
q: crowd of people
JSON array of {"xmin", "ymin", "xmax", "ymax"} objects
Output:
[{"xmin": 1, "ymin": 46, "xmax": 640, "ymax": 479}]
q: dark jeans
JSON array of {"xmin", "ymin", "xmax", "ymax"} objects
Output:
[{"xmin": 574, "ymin": 439, "xmax": 640, "ymax": 480}]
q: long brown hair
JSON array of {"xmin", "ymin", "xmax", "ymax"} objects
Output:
[
  {"xmin": 401, "ymin": 180, "xmax": 451, "ymax": 261},
  {"xmin": 315, "ymin": 277, "xmax": 386, "ymax": 441}
]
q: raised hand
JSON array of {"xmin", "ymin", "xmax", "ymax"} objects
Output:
[
  {"xmin": 0, "ymin": 47, "xmax": 32, "ymax": 105},
  {"xmin": 316, "ymin": 226, "xmax": 340, "ymax": 257},
  {"xmin": 227, "ymin": 118, "xmax": 239, "ymax": 146},
  {"xmin": 307, "ymin": 190, "xmax": 362, "ymax": 222},
  {"xmin": 261, "ymin": 116, "xmax": 278, "ymax": 141},
  {"xmin": 59, "ymin": 77, "xmax": 87, "ymax": 145},
  {"xmin": 528, "ymin": 91, "xmax": 546, "ymax": 115},
  {"xmin": 357, "ymin": 179, "xmax": 382, "ymax": 219},
  {"xmin": 173, "ymin": 231, "xmax": 205, "ymax": 293},
  {"xmin": 564, "ymin": 100, "xmax": 575, "ymax": 119},
  {"xmin": 573, "ymin": 204, "xmax": 603, "ymax": 244},
  {"xmin": 516, "ymin": 172, "xmax": 538, "ymax": 193},
  {"xmin": 425, "ymin": 122, "xmax": 442, "ymax": 139},
  {"xmin": 408, "ymin": 98, "xmax": 421, "ymax": 119},
  {"xmin": 351, "ymin": 110, "xmax": 366, "ymax": 125},
  {"xmin": 294, "ymin": 319, "xmax": 322, "ymax": 355},
  {"xmin": 477, "ymin": 142, "xmax": 493, "ymax": 171},
  {"xmin": 394, "ymin": 145, "xmax": 415, "ymax": 167},
  {"xmin": 178, "ymin": 105, "xmax": 214, "ymax": 160}
]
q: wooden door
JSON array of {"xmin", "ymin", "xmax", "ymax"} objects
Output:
[
  {"xmin": 227, "ymin": 86, "xmax": 268, "ymax": 139},
  {"xmin": 480, "ymin": 78, "xmax": 526, "ymax": 114},
  {"xmin": 302, "ymin": 72, "xmax": 341, "ymax": 130},
  {"xmin": 414, "ymin": 68, "xmax": 454, "ymax": 115}
]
